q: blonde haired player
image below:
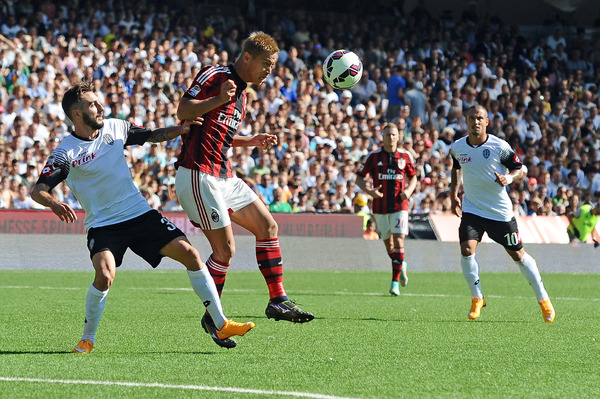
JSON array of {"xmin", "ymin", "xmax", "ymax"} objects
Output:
[
  {"xmin": 175, "ymin": 32, "xmax": 314, "ymax": 343},
  {"xmin": 356, "ymin": 123, "xmax": 417, "ymax": 296}
]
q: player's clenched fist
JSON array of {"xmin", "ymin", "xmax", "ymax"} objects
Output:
[{"xmin": 220, "ymin": 79, "xmax": 237, "ymax": 102}]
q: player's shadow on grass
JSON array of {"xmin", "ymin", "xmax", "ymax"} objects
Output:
[
  {"xmin": 137, "ymin": 350, "xmax": 221, "ymax": 355},
  {"xmin": 0, "ymin": 350, "xmax": 72, "ymax": 355},
  {"xmin": 239, "ymin": 315, "xmax": 533, "ymax": 323}
]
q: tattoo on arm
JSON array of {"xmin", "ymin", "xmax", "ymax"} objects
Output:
[{"xmin": 146, "ymin": 127, "xmax": 178, "ymax": 143}]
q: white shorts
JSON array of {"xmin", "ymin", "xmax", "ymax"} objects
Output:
[
  {"xmin": 373, "ymin": 211, "xmax": 409, "ymax": 240},
  {"xmin": 175, "ymin": 167, "xmax": 258, "ymax": 230}
]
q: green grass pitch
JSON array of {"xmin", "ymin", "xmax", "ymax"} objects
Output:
[{"xmin": 0, "ymin": 270, "xmax": 599, "ymax": 398}]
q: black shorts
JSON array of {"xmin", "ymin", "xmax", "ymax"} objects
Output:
[
  {"xmin": 86, "ymin": 210, "xmax": 185, "ymax": 268},
  {"xmin": 459, "ymin": 212, "xmax": 523, "ymax": 251}
]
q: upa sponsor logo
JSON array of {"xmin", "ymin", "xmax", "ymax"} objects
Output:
[
  {"xmin": 217, "ymin": 108, "xmax": 242, "ymax": 130},
  {"xmin": 72, "ymin": 153, "xmax": 96, "ymax": 167}
]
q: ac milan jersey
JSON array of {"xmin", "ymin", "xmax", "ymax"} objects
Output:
[
  {"xmin": 37, "ymin": 119, "xmax": 154, "ymax": 230},
  {"xmin": 175, "ymin": 64, "xmax": 248, "ymax": 178},
  {"xmin": 357, "ymin": 148, "xmax": 416, "ymax": 213},
  {"xmin": 450, "ymin": 134, "xmax": 522, "ymax": 222}
]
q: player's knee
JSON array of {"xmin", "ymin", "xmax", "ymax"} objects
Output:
[
  {"xmin": 181, "ymin": 245, "xmax": 202, "ymax": 269},
  {"xmin": 266, "ymin": 219, "xmax": 278, "ymax": 238},
  {"xmin": 508, "ymin": 247, "xmax": 525, "ymax": 261},
  {"xmin": 460, "ymin": 247, "xmax": 475, "ymax": 257},
  {"xmin": 214, "ymin": 242, "xmax": 235, "ymax": 262},
  {"xmin": 94, "ymin": 271, "xmax": 114, "ymax": 291},
  {"xmin": 92, "ymin": 254, "xmax": 115, "ymax": 290}
]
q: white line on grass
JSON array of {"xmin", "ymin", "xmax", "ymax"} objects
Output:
[
  {"xmin": 1, "ymin": 286, "xmax": 598, "ymax": 302},
  {"xmin": 0, "ymin": 377, "xmax": 361, "ymax": 399}
]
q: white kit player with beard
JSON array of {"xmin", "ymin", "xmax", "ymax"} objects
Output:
[
  {"xmin": 32, "ymin": 81, "xmax": 254, "ymax": 353},
  {"xmin": 450, "ymin": 105, "xmax": 555, "ymax": 323}
]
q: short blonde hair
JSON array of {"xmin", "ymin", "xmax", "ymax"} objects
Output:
[
  {"xmin": 241, "ymin": 31, "xmax": 279, "ymax": 57},
  {"xmin": 382, "ymin": 123, "xmax": 398, "ymax": 132}
]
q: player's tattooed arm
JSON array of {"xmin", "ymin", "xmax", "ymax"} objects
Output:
[
  {"xmin": 145, "ymin": 128, "xmax": 171, "ymax": 143},
  {"xmin": 146, "ymin": 118, "xmax": 204, "ymax": 143}
]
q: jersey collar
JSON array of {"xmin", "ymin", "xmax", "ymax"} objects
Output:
[
  {"xmin": 228, "ymin": 64, "xmax": 248, "ymax": 91},
  {"xmin": 466, "ymin": 135, "xmax": 489, "ymax": 148},
  {"xmin": 71, "ymin": 130, "xmax": 99, "ymax": 142}
]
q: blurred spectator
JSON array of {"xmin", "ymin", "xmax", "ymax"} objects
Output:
[
  {"xmin": 364, "ymin": 218, "xmax": 379, "ymax": 240},
  {"xmin": 269, "ymin": 187, "xmax": 292, "ymax": 213},
  {"xmin": 11, "ymin": 182, "xmax": 35, "ymax": 209},
  {"xmin": 0, "ymin": 0, "xmax": 597, "ymax": 221},
  {"xmin": 256, "ymin": 173, "xmax": 276, "ymax": 205}
]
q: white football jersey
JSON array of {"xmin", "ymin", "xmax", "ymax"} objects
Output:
[
  {"xmin": 450, "ymin": 134, "xmax": 522, "ymax": 222},
  {"xmin": 39, "ymin": 119, "xmax": 152, "ymax": 230}
]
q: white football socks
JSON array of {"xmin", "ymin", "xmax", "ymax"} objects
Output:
[
  {"xmin": 187, "ymin": 268, "xmax": 226, "ymax": 329},
  {"xmin": 81, "ymin": 284, "xmax": 109, "ymax": 344},
  {"xmin": 515, "ymin": 252, "xmax": 549, "ymax": 301},
  {"xmin": 461, "ymin": 254, "xmax": 483, "ymax": 299}
]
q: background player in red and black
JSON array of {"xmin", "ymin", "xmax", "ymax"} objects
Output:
[
  {"xmin": 175, "ymin": 31, "xmax": 314, "ymax": 329},
  {"xmin": 356, "ymin": 123, "xmax": 417, "ymax": 296}
]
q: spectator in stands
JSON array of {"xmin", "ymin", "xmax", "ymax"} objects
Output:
[
  {"xmin": 11, "ymin": 182, "xmax": 36, "ymax": 209},
  {"xmin": 364, "ymin": 218, "xmax": 379, "ymax": 240},
  {"xmin": 256, "ymin": 173, "xmax": 276, "ymax": 205},
  {"xmin": 270, "ymin": 187, "xmax": 292, "ymax": 213},
  {"xmin": 0, "ymin": 176, "xmax": 13, "ymax": 208},
  {"xmin": 0, "ymin": 0, "xmax": 598, "ymax": 234}
]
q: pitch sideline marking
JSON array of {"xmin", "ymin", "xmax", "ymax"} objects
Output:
[
  {"xmin": 0, "ymin": 286, "xmax": 598, "ymax": 302},
  {"xmin": 0, "ymin": 377, "xmax": 361, "ymax": 399}
]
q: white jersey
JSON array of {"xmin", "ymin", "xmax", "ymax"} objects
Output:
[
  {"xmin": 39, "ymin": 119, "xmax": 153, "ymax": 230},
  {"xmin": 451, "ymin": 134, "xmax": 522, "ymax": 222}
]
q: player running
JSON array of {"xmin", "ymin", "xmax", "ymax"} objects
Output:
[
  {"xmin": 356, "ymin": 123, "xmax": 417, "ymax": 296},
  {"xmin": 32, "ymin": 81, "xmax": 254, "ymax": 352},
  {"xmin": 450, "ymin": 105, "xmax": 555, "ymax": 322}
]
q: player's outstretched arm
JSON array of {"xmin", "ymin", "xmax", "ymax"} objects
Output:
[
  {"xmin": 146, "ymin": 117, "xmax": 203, "ymax": 143},
  {"xmin": 232, "ymin": 133, "xmax": 277, "ymax": 149},
  {"xmin": 31, "ymin": 183, "xmax": 77, "ymax": 223}
]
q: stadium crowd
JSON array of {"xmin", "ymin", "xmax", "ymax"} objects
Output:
[{"xmin": 1, "ymin": 0, "xmax": 599, "ymax": 231}]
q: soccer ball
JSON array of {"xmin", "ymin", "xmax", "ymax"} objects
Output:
[{"xmin": 322, "ymin": 49, "xmax": 363, "ymax": 90}]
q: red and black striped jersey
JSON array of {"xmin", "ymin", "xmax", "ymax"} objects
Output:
[
  {"xmin": 175, "ymin": 64, "xmax": 247, "ymax": 178},
  {"xmin": 356, "ymin": 148, "xmax": 416, "ymax": 213}
]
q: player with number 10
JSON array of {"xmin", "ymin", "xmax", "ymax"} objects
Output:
[{"xmin": 450, "ymin": 105, "xmax": 555, "ymax": 322}]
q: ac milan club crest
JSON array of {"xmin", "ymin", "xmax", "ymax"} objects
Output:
[
  {"xmin": 211, "ymin": 210, "xmax": 220, "ymax": 223},
  {"xmin": 398, "ymin": 159, "xmax": 406, "ymax": 169}
]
